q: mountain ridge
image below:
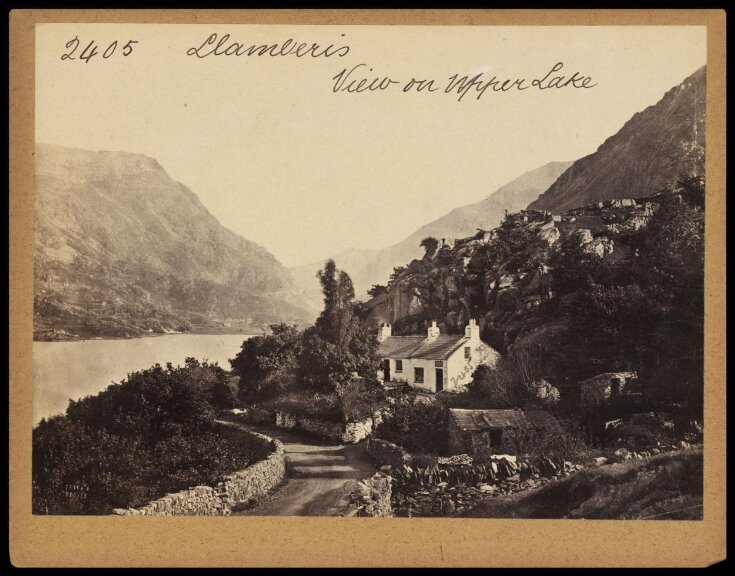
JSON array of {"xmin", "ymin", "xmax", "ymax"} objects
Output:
[{"xmin": 528, "ymin": 66, "xmax": 706, "ymax": 213}]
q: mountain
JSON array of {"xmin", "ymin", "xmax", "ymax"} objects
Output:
[
  {"xmin": 528, "ymin": 66, "xmax": 706, "ymax": 213},
  {"xmin": 34, "ymin": 144, "xmax": 315, "ymax": 340},
  {"xmin": 291, "ymin": 160, "xmax": 572, "ymax": 301}
]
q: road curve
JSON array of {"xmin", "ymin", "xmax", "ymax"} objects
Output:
[{"xmin": 228, "ymin": 421, "xmax": 377, "ymax": 517}]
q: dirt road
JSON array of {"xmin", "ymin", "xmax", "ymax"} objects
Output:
[{"xmin": 229, "ymin": 422, "xmax": 377, "ymax": 517}]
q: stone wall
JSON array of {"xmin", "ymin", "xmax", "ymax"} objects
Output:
[
  {"xmin": 347, "ymin": 472, "xmax": 393, "ymax": 517},
  {"xmin": 365, "ymin": 438, "xmax": 412, "ymax": 466},
  {"xmin": 275, "ymin": 411, "xmax": 379, "ymax": 444},
  {"xmin": 112, "ymin": 428, "xmax": 285, "ymax": 516}
]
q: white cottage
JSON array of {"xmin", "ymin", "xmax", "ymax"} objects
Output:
[{"xmin": 376, "ymin": 319, "xmax": 499, "ymax": 393}]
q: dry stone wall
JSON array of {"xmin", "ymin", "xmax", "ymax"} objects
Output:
[
  {"xmin": 347, "ymin": 472, "xmax": 394, "ymax": 517},
  {"xmin": 112, "ymin": 428, "xmax": 285, "ymax": 516},
  {"xmin": 275, "ymin": 411, "xmax": 379, "ymax": 444}
]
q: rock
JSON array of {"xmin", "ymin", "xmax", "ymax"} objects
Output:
[
  {"xmin": 493, "ymin": 454, "xmax": 517, "ymax": 464},
  {"xmin": 538, "ymin": 226, "xmax": 560, "ymax": 246},
  {"xmin": 575, "ymin": 229, "xmax": 594, "ymax": 244},
  {"xmin": 506, "ymin": 474, "xmax": 520, "ymax": 483},
  {"xmin": 614, "ymin": 448, "xmax": 629, "ymax": 458}
]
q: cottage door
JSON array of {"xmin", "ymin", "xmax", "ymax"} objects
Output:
[
  {"xmin": 383, "ymin": 359, "xmax": 391, "ymax": 381},
  {"xmin": 435, "ymin": 368, "xmax": 444, "ymax": 391}
]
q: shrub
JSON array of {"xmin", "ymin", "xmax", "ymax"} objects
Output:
[
  {"xmin": 500, "ymin": 423, "xmax": 593, "ymax": 465},
  {"xmin": 32, "ymin": 361, "xmax": 267, "ymax": 515},
  {"xmin": 337, "ymin": 377, "xmax": 386, "ymax": 423},
  {"xmin": 375, "ymin": 394, "xmax": 449, "ymax": 455}
]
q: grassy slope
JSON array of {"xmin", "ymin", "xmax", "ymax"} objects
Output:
[{"xmin": 459, "ymin": 447, "xmax": 703, "ymax": 520}]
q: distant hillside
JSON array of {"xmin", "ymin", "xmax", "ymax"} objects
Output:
[
  {"xmin": 34, "ymin": 144, "xmax": 315, "ymax": 340},
  {"xmin": 292, "ymin": 161, "xmax": 572, "ymax": 301},
  {"xmin": 528, "ymin": 66, "xmax": 705, "ymax": 213}
]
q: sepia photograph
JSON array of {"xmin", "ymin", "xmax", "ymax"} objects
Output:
[{"xmin": 27, "ymin": 21, "xmax": 712, "ymax": 523}]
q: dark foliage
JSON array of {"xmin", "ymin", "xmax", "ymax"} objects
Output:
[
  {"xmin": 33, "ymin": 359, "xmax": 269, "ymax": 514},
  {"xmin": 375, "ymin": 394, "xmax": 449, "ymax": 455}
]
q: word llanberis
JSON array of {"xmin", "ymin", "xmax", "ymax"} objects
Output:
[{"xmin": 186, "ymin": 33, "xmax": 350, "ymax": 59}]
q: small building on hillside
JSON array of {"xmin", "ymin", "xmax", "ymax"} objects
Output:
[
  {"xmin": 448, "ymin": 408, "xmax": 560, "ymax": 453},
  {"xmin": 376, "ymin": 320, "xmax": 499, "ymax": 393},
  {"xmin": 579, "ymin": 371, "xmax": 639, "ymax": 407}
]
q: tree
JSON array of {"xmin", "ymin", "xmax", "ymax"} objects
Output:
[
  {"xmin": 367, "ymin": 284, "xmax": 388, "ymax": 298},
  {"xmin": 230, "ymin": 323, "xmax": 302, "ymax": 402},
  {"xmin": 298, "ymin": 262, "xmax": 380, "ymax": 395},
  {"xmin": 315, "ymin": 259, "xmax": 358, "ymax": 349},
  {"xmin": 388, "ymin": 266, "xmax": 406, "ymax": 286},
  {"xmin": 420, "ymin": 236, "xmax": 439, "ymax": 258}
]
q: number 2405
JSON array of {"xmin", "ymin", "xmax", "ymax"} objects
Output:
[{"xmin": 61, "ymin": 37, "xmax": 138, "ymax": 63}]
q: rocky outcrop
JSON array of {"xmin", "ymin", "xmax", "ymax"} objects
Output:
[{"xmin": 365, "ymin": 193, "xmax": 665, "ymax": 351}]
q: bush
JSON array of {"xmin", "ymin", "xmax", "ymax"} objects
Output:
[
  {"xmin": 32, "ymin": 360, "xmax": 267, "ymax": 515},
  {"xmin": 375, "ymin": 394, "xmax": 449, "ymax": 455},
  {"xmin": 260, "ymin": 389, "xmax": 343, "ymax": 422},
  {"xmin": 230, "ymin": 323, "xmax": 302, "ymax": 402},
  {"xmin": 337, "ymin": 377, "xmax": 386, "ymax": 422},
  {"xmin": 499, "ymin": 423, "xmax": 593, "ymax": 465}
]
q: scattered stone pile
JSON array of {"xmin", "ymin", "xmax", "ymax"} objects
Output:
[
  {"xmin": 611, "ymin": 441, "xmax": 693, "ymax": 462},
  {"xmin": 388, "ymin": 455, "xmax": 583, "ymax": 517},
  {"xmin": 437, "ymin": 454, "xmax": 473, "ymax": 465}
]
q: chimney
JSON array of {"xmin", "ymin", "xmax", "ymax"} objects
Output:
[
  {"xmin": 465, "ymin": 319, "xmax": 480, "ymax": 341},
  {"xmin": 378, "ymin": 323, "xmax": 392, "ymax": 342},
  {"xmin": 427, "ymin": 320, "xmax": 440, "ymax": 338}
]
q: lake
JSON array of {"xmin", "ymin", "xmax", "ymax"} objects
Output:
[{"xmin": 33, "ymin": 333, "xmax": 252, "ymax": 425}]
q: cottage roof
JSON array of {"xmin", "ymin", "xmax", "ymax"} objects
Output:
[
  {"xmin": 449, "ymin": 408, "xmax": 560, "ymax": 431},
  {"xmin": 378, "ymin": 334, "xmax": 469, "ymax": 361},
  {"xmin": 377, "ymin": 336, "xmax": 426, "ymax": 358}
]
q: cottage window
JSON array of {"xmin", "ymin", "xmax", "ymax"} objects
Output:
[
  {"xmin": 395, "ymin": 359, "xmax": 403, "ymax": 372},
  {"xmin": 464, "ymin": 346, "xmax": 471, "ymax": 360},
  {"xmin": 414, "ymin": 367, "xmax": 424, "ymax": 383}
]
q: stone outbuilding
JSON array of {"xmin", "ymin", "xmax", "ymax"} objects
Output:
[
  {"xmin": 579, "ymin": 371, "xmax": 639, "ymax": 407},
  {"xmin": 448, "ymin": 408, "xmax": 560, "ymax": 454}
]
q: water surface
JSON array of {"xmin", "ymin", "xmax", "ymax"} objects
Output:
[{"xmin": 33, "ymin": 333, "xmax": 251, "ymax": 424}]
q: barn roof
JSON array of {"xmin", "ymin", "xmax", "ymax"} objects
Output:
[
  {"xmin": 449, "ymin": 408, "xmax": 560, "ymax": 431},
  {"xmin": 378, "ymin": 334, "xmax": 469, "ymax": 361}
]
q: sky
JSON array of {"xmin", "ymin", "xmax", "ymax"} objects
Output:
[{"xmin": 36, "ymin": 24, "xmax": 706, "ymax": 267}]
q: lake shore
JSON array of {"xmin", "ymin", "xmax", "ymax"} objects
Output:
[{"xmin": 33, "ymin": 325, "xmax": 270, "ymax": 343}]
